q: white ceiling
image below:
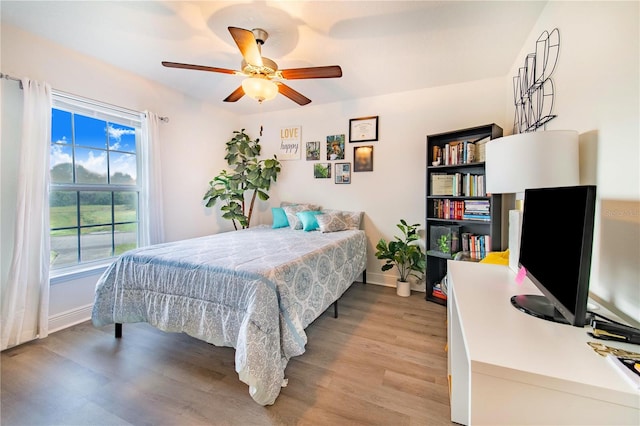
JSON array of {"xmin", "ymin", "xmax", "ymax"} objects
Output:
[{"xmin": 1, "ymin": 1, "xmax": 547, "ymax": 115}]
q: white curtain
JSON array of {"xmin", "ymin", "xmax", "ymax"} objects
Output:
[
  {"xmin": 140, "ymin": 111, "xmax": 165, "ymax": 245},
  {"xmin": 1, "ymin": 78, "xmax": 52, "ymax": 350}
]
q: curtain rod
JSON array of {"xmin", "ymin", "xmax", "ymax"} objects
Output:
[{"xmin": 0, "ymin": 72, "xmax": 169, "ymax": 123}]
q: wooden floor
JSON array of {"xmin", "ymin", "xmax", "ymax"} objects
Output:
[{"xmin": 1, "ymin": 283, "xmax": 451, "ymax": 426}]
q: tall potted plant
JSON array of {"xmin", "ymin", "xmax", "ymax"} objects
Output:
[
  {"xmin": 375, "ymin": 219, "xmax": 426, "ymax": 297},
  {"xmin": 203, "ymin": 129, "xmax": 281, "ymax": 230}
]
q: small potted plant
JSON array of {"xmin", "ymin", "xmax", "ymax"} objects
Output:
[{"xmin": 375, "ymin": 219, "xmax": 426, "ymax": 297}]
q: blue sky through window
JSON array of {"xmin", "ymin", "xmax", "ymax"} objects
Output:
[{"xmin": 51, "ymin": 108, "xmax": 137, "ymax": 184}]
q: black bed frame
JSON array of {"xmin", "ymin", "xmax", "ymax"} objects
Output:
[{"xmin": 115, "ymin": 270, "xmax": 366, "ymax": 338}]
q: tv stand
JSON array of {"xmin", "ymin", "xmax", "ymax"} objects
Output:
[{"xmin": 447, "ymin": 261, "xmax": 639, "ymax": 425}]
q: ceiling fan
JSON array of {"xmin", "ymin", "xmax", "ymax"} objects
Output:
[{"xmin": 162, "ymin": 26, "xmax": 343, "ymax": 106}]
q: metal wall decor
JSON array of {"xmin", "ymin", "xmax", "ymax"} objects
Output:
[{"xmin": 513, "ymin": 28, "xmax": 560, "ymax": 134}]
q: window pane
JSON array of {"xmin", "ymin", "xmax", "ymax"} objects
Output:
[
  {"xmin": 115, "ymin": 223, "xmax": 137, "ymax": 255},
  {"xmin": 79, "ymin": 191, "xmax": 112, "ymax": 226},
  {"xmin": 51, "ymin": 108, "xmax": 72, "ymax": 144},
  {"xmin": 108, "ymin": 123, "xmax": 136, "ymax": 153},
  {"xmin": 50, "ymin": 191, "xmax": 78, "ymax": 228},
  {"xmin": 114, "ymin": 192, "xmax": 138, "ymax": 223},
  {"xmin": 80, "ymin": 226, "xmax": 113, "ymax": 262},
  {"xmin": 109, "ymin": 152, "xmax": 137, "ymax": 184},
  {"xmin": 50, "ymin": 230, "xmax": 79, "ymax": 269},
  {"xmin": 75, "ymin": 147, "xmax": 108, "ymax": 184},
  {"xmin": 75, "ymin": 115, "xmax": 107, "ymax": 149},
  {"xmin": 50, "ymin": 144, "xmax": 74, "ymax": 183}
]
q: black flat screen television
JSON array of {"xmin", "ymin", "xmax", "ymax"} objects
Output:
[{"xmin": 512, "ymin": 185, "xmax": 597, "ymax": 327}]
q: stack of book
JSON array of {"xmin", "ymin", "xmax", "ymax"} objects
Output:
[
  {"xmin": 460, "ymin": 232, "xmax": 491, "ymax": 260},
  {"xmin": 463, "ymin": 200, "xmax": 491, "ymax": 221},
  {"xmin": 432, "ymin": 279, "xmax": 448, "ymax": 301}
]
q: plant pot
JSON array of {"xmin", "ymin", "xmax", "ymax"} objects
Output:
[{"xmin": 396, "ymin": 280, "xmax": 411, "ymax": 297}]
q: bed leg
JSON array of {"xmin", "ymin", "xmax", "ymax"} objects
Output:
[
  {"xmin": 115, "ymin": 323, "xmax": 122, "ymax": 338},
  {"xmin": 333, "ymin": 301, "xmax": 338, "ymax": 318},
  {"xmin": 362, "ymin": 269, "xmax": 367, "ymax": 284}
]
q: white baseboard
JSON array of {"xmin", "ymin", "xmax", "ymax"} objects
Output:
[
  {"xmin": 48, "ymin": 303, "xmax": 93, "ymax": 334},
  {"xmin": 365, "ymin": 271, "xmax": 426, "ymax": 292}
]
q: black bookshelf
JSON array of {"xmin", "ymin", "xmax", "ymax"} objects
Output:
[{"xmin": 425, "ymin": 124, "xmax": 504, "ymax": 305}]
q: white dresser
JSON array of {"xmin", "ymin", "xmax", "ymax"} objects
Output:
[{"xmin": 447, "ymin": 261, "xmax": 639, "ymax": 425}]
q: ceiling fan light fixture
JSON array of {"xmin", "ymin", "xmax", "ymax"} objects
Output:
[{"xmin": 242, "ymin": 76, "xmax": 278, "ymax": 103}]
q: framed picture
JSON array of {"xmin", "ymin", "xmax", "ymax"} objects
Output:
[
  {"xmin": 326, "ymin": 134, "xmax": 345, "ymax": 160},
  {"xmin": 349, "ymin": 116, "xmax": 378, "ymax": 142},
  {"xmin": 335, "ymin": 163, "xmax": 351, "ymax": 184},
  {"xmin": 306, "ymin": 141, "xmax": 320, "ymax": 161},
  {"xmin": 353, "ymin": 146, "xmax": 373, "ymax": 172},
  {"xmin": 313, "ymin": 163, "xmax": 332, "ymax": 179}
]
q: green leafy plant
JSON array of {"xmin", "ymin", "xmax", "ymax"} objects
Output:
[
  {"xmin": 437, "ymin": 234, "xmax": 451, "ymax": 253},
  {"xmin": 203, "ymin": 129, "xmax": 281, "ymax": 230},
  {"xmin": 375, "ymin": 219, "xmax": 426, "ymax": 283}
]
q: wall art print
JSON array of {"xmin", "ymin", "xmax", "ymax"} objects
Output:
[
  {"xmin": 306, "ymin": 141, "xmax": 320, "ymax": 160},
  {"xmin": 353, "ymin": 146, "xmax": 373, "ymax": 172},
  {"xmin": 326, "ymin": 134, "xmax": 345, "ymax": 161},
  {"xmin": 314, "ymin": 163, "xmax": 332, "ymax": 179}
]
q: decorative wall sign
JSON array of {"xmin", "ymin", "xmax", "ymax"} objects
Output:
[
  {"xmin": 349, "ymin": 116, "xmax": 378, "ymax": 142},
  {"xmin": 513, "ymin": 28, "xmax": 560, "ymax": 133},
  {"xmin": 306, "ymin": 141, "xmax": 320, "ymax": 160},
  {"xmin": 326, "ymin": 134, "xmax": 345, "ymax": 160},
  {"xmin": 279, "ymin": 125, "xmax": 302, "ymax": 160},
  {"xmin": 335, "ymin": 163, "xmax": 351, "ymax": 184},
  {"xmin": 353, "ymin": 145, "xmax": 373, "ymax": 172}
]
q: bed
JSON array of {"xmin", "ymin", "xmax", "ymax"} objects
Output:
[{"xmin": 91, "ymin": 222, "xmax": 367, "ymax": 405}]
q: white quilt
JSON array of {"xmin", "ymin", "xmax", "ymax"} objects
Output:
[{"xmin": 91, "ymin": 225, "xmax": 367, "ymax": 405}]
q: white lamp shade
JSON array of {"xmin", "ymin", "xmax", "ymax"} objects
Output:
[
  {"xmin": 485, "ymin": 130, "xmax": 580, "ymax": 194},
  {"xmin": 242, "ymin": 77, "xmax": 278, "ymax": 102}
]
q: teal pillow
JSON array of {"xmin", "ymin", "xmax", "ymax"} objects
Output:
[
  {"xmin": 296, "ymin": 210, "xmax": 322, "ymax": 231},
  {"xmin": 272, "ymin": 207, "xmax": 289, "ymax": 229}
]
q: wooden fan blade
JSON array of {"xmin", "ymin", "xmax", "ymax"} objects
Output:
[
  {"xmin": 280, "ymin": 66, "xmax": 342, "ymax": 80},
  {"xmin": 223, "ymin": 86, "xmax": 245, "ymax": 102},
  {"xmin": 278, "ymin": 83, "xmax": 311, "ymax": 106},
  {"xmin": 162, "ymin": 61, "xmax": 237, "ymax": 75},
  {"xmin": 228, "ymin": 27, "xmax": 263, "ymax": 67}
]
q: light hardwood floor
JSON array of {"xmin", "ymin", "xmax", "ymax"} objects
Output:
[{"xmin": 1, "ymin": 283, "xmax": 451, "ymax": 425}]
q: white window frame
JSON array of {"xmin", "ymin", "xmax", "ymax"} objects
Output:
[{"xmin": 49, "ymin": 93, "xmax": 146, "ymax": 282}]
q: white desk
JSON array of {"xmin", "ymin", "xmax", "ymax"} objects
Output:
[{"xmin": 447, "ymin": 261, "xmax": 640, "ymax": 425}]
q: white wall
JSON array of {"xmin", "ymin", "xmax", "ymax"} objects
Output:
[{"xmin": 505, "ymin": 1, "xmax": 640, "ymax": 324}]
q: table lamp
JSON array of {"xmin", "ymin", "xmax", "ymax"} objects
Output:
[{"xmin": 485, "ymin": 130, "xmax": 580, "ymax": 272}]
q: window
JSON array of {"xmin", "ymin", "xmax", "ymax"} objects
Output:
[{"xmin": 50, "ymin": 95, "xmax": 143, "ymax": 273}]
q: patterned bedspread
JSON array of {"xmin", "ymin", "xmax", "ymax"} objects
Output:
[{"xmin": 91, "ymin": 225, "xmax": 367, "ymax": 405}]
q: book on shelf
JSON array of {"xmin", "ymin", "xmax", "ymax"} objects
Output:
[
  {"xmin": 437, "ymin": 140, "xmax": 479, "ymax": 166},
  {"xmin": 607, "ymin": 355, "xmax": 640, "ymax": 389},
  {"xmin": 475, "ymin": 136, "xmax": 491, "ymax": 162},
  {"xmin": 430, "ymin": 174, "xmax": 486, "ymax": 197},
  {"xmin": 460, "ymin": 233, "xmax": 491, "ymax": 259},
  {"xmin": 432, "ymin": 285, "xmax": 447, "ymax": 300},
  {"xmin": 431, "ymin": 174, "xmax": 454, "ymax": 195}
]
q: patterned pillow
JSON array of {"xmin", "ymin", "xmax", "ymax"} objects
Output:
[
  {"xmin": 316, "ymin": 210, "xmax": 363, "ymax": 232},
  {"xmin": 282, "ymin": 204, "xmax": 321, "ymax": 230},
  {"xmin": 342, "ymin": 211, "xmax": 363, "ymax": 230}
]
